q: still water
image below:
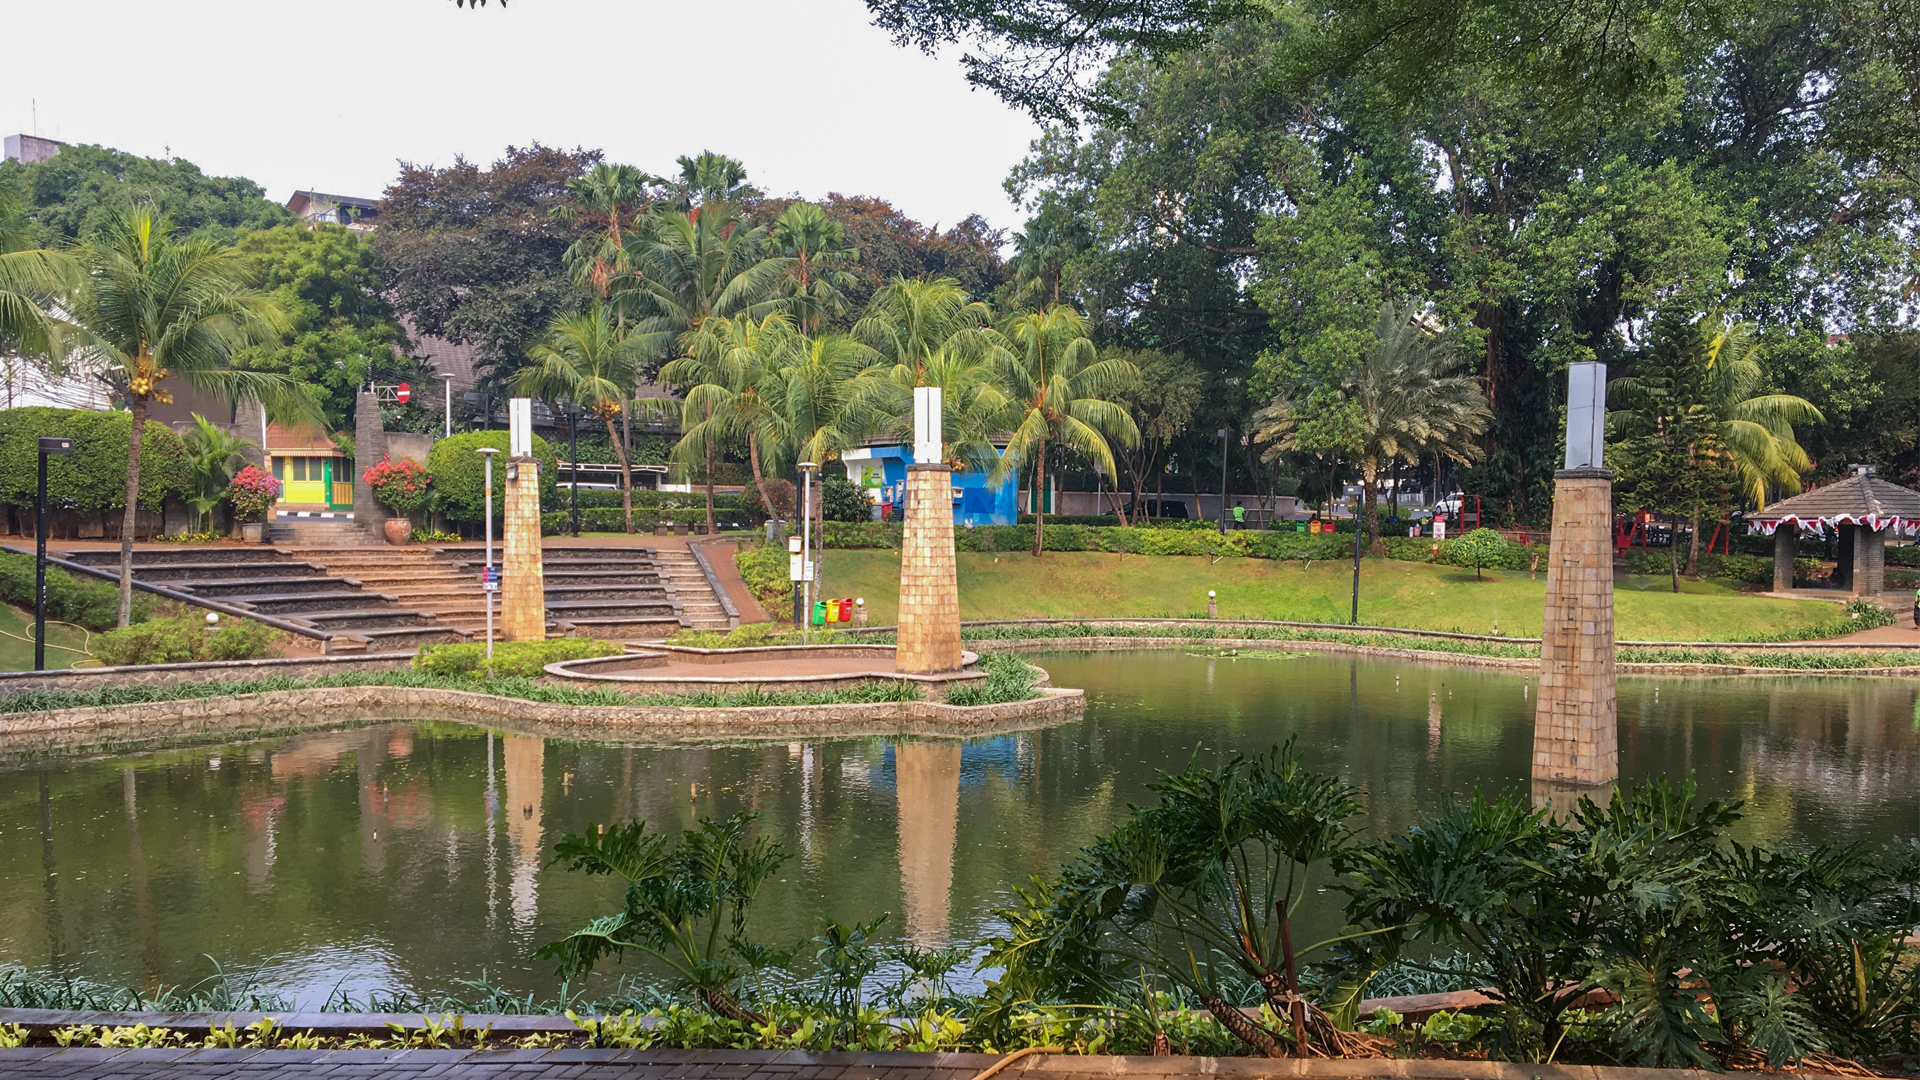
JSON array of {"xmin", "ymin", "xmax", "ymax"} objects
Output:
[{"xmin": 1, "ymin": 650, "xmax": 1915, "ymax": 1005}]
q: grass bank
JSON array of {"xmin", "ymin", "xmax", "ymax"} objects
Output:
[{"xmin": 804, "ymin": 549, "xmax": 1842, "ymax": 641}]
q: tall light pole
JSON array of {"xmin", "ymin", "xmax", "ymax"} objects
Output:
[
  {"xmin": 35, "ymin": 436, "xmax": 72, "ymax": 670},
  {"xmin": 798, "ymin": 461, "xmax": 818, "ymax": 629},
  {"xmin": 563, "ymin": 403, "xmax": 582, "ymax": 537},
  {"xmin": 477, "ymin": 447, "xmax": 500, "ymax": 660},
  {"xmin": 1216, "ymin": 428, "xmax": 1231, "ymax": 534},
  {"xmin": 436, "ymin": 372, "xmax": 456, "ymax": 438}
]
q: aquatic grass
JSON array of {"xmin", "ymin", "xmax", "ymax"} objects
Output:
[
  {"xmin": 0, "ymin": 669, "xmax": 926, "ymax": 715},
  {"xmin": 1617, "ymin": 647, "xmax": 1920, "ymax": 670},
  {"xmin": 0, "ymin": 962, "xmax": 292, "ymax": 1012}
]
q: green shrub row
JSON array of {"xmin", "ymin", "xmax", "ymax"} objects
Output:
[
  {"xmin": 1620, "ymin": 549, "xmax": 1785, "ymax": 584},
  {"xmin": 92, "ymin": 611, "xmax": 280, "ymax": 666},
  {"xmin": 565, "ymin": 489, "xmax": 764, "ymax": 514},
  {"xmin": 0, "ymin": 552, "xmax": 154, "ymax": 631},
  {"xmin": 0, "ymin": 407, "xmax": 191, "ymax": 513},
  {"xmin": 413, "ymin": 637, "xmax": 622, "ymax": 678},
  {"xmin": 540, "ymin": 507, "xmax": 761, "ymax": 534},
  {"xmin": 820, "ymin": 521, "xmax": 1539, "ymax": 568}
]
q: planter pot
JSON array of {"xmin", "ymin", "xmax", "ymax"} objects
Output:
[
  {"xmin": 384, "ymin": 517, "xmax": 412, "ymax": 545},
  {"xmin": 240, "ymin": 523, "xmax": 265, "ymax": 545}
]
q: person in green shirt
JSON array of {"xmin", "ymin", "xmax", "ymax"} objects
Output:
[{"xmin": 1232, "ymin": 502, "xmax": 1246, "ymax": 529}]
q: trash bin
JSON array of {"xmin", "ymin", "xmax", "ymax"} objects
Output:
[
  {"xmin": 1295, "ymin": 521, "xmax": 1307, "ymax": 533},
  {"xmin": 811, "ymin": 601, "xmax": 827, "ymax": 626},
  {"xmin": 838, "ymin": 597, "xmax": 853, "ymax": 623},
  {"xmin": 824, "ymin": 597, "xmax": 840, "ymax": 624}
]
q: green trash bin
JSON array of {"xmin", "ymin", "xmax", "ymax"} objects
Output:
[
  {"xmin": 1295, "ymin": 521, "xmax": 1307, "ymax": 533},
  {"xmin": 812, "ymin": 600, "xmax": 827, "ymax": 626}
]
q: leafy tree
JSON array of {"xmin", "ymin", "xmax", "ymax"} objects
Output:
[
  {"xmin": 661, "ymin": 312, "xmax": 797, "ymax": 526},
  {"xmin": 513, "ymin": 304, "xmax": 647, "ymax": 533},
  {"xmin": 618, "ymin": 199, "xmax": 790, "ymax": 365},
  {"xmin": 376, "ymin": 144, "xmax": 599, "ymax": 388},
  {"xmin": 820, "ymin": 471, "xmax": 874, "ymax": 522},
  {"xmin": 0, "ymin": 143, "xmax": 292, "ymax": 247},
  {"xmin": 229, "ymin": 224, "xmax": 416, "ymax": 430},
  {"xmin": 1445, "ymin": 527, "xmax": 1508, "ymax": 580},
  {"xmin": 992, "ymin": 307, "xmax": 1140, "ymax": 556},
  {"xmin": 61, "ymin": 208, "xmax": 319, "ymax": 624},
  {"xmin": 770, "ymin": 195, "xmax": 1005, "ymax": 317},
  {"xmin": 851, "ymin": 275, "xmax": 996, "ymax": 380},
  {"xmin": 1107, "ymin": 347, "xmax": 1202, "ymax": 521}
]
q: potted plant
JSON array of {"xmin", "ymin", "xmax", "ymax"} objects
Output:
[
  {"xmin": 363, "ymin": 455, "xmax": 433, "ymax": 545},
  {"xmin": 226, "ymin": 465, "xmax": 282, "ymax": 544}
]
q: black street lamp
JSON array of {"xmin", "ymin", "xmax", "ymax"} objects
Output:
[
  {"xmin": 564, "ymin": 403, "xmax": 583, "ymax": 537},
  {"xmin": 35, "ymin": 436, "xmax": 72, "ymax": 670},
  {"xmin": 1216, "ymin": 428, "xmax": 1231, "ymax": 535}
]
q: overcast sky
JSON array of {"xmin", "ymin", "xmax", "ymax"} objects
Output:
[{"xmin": 3, "ymin": 0, "xmax": 1046, "ymax": 234}]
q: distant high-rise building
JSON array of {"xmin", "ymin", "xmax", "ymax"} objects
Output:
[{"xmin": 3, "ymin": 133, "xmax": 64, "ymax": 164}]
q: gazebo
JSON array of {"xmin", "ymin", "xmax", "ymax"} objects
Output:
[{"xmin": 1747, "ymin": 466, "xmax": 1920, "ymax": 595}]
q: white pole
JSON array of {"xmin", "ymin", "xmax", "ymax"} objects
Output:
[
  {"xmin": 801, "ymin": 468, "xmax": 813, "ymax": 625},
  {"xmin": 444, "ymin": 377, "xmax": 453, "ymax": 438},
  {"xmin": 485, "ymin": 455, "xmax": 494, "ymax": 659}
]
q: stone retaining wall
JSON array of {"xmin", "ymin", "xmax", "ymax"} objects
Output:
[
  {"xmin": 0, "ymin": 653, "xmax": 413, "ymax": 693},
  {"xmin": 0, "ymin": 682, "xmax": 1084, "ymax": 754}
]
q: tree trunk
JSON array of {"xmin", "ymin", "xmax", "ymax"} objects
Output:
[
  {"xmin": 702, "ymin": 405, "xmax": 718, "ymax": 534},
  {"xmin": 747, "ymin": 433, "xmax": 776, "ymax": 520},
  {"xmin": 1362, "ymin": 457, "xmax": 1384, "ymax": 557},
  {"xmin": 118, "ymin": 396, "xmax": 148, "ymax": 627},
  {"xmin": 1686, "ymin": 508, "xmax": 1702, "ymax": 578},
  {"xmin": 1669, "ymin": 529, "xmax": 1681, "ymax": 593},
  {"xmin": 608, "ymin": 406, "xmax": 634, "ymax": 534},
  {"xmin": 1203, "ymin": 997, "xmax": 1284, "ymax": 1058},
  {"xmin": 1031, "ymin": 440, "xmax": 1047, "ymax": 558}
]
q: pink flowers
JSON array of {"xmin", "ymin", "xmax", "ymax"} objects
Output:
[
  {"xmin": 363, "ymin": 455, "xmax": 433, "ymax": 517},
  {"xmin": 226, "ymin": 465, "xmax": 283, "ymax": 522}
]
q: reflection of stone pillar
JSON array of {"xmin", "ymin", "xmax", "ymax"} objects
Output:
[
  {"xmin": 1772, "ymin": 522, "xmax": 1798, "ymax": 591},
  {"xmin": 503, "ymin": 735, "xmax": 544, "ymax": 932},
  {"xmin": 1533, "ymin": 468, "xmax": 1618, "ymax": 786},
  {"xmin": 1531, "ymin": 776, "xmax": 1616, "ymax": 815},
  {"xmin": 895, "ymin": 742, "xmax": 960, "ymax": 945},
  {"xmin": 897, "ymin": 464, "xmax": 961, "ymax": 674},
  {"xmin": 503, "ymin": 459, "xmax": 546, "ymax": 641}
]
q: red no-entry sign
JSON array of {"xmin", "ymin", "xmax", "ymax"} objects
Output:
[{"xmin": 396, "ymin": 382, "xmax": 412, "ymax": 404}]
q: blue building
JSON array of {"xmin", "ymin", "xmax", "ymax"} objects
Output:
[{"xmin": 839, "ymin": 445, "xmax": 1018, "ymax": 527}]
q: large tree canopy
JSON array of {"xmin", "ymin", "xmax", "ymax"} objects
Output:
[{"xmin": 0, "ymin": 143, "xmax": 292, "ymax": 247}]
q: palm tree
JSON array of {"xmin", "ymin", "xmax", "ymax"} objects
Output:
[
  {"xmin": 851, "ymin": 275, "xmax": 997, "ymax": 382},
  {"xmin": 991, "ymin": 307, "xmax": 1140, "ymax": 557},
  {"xmin": 1252, "ymin": 301, "xmax": 1491, "ymax": 554},
  {"xmin": 618, "ymin": 202, "xmax": 791, "ymax": 360},
  {"xmin": 665, "ymin": 152, "xmax": 759, "ymax": 212},
  {"xmin": 1007, "ymin": 216, "xmax": 1071, "ymax": 309},
  {"xmin": 181, "ymin": 413, "xmax": 254, "ymax": 533},
  {"xmin": 514, "ymin": 304, "xmax": 647, "ymax": 533},
  {"xmin": 63, "ymin": 208, "xmax": 317, "ymax": 625},
  {"xmin": 551, "ymin": 163, "xmax": 657, "ymax": 300},
  {"xmin": 770, "ymin": 202, "xmax": 857, "ymax": 333},
  {"xmin": 660, "ymin": 311, "xmax": 797, "ymax": 524},
  {"xmin": 766, "ymin": 332, "xmax": 881, "ymax": 568},
  {"xmin": 850, "ymin": 344, "xmax": 1012, "ymax": 474},
  {"xmin": 0, "ymin": 173, "xmax": 77, "ymax": 364}
]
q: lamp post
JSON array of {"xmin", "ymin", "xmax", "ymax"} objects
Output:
[
  {"xmin": 798, "ymin": 461, "xmax": 819, "ymax": 630},
  {"xmin": 1216, "ymin": 428, "xmax": 1231, "ymax": 534},
  {"xmin": 436, "ymin": 372, "xmax": 456, "ymax": 438},
  {"xmin": 1351, "ymin": 479, "xmax": 1363, "ymax": 625},
  {"xmin": 477, "ymin": 447, "xmax": 500, "ymax": 661},
  {"xmin": 563, "ymin": 403, "xmax": 583, "ymax": 537},
  {"xmin": 35, "ymin": 436, "xmax": 72, "ymax": 670}
]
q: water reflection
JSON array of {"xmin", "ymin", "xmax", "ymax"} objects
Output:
[{"xmin": 0, "ymin": 652, "xmax": 1916, "ymax": 1006}]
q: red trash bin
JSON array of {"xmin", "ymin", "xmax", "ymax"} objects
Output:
[{"xmin": 837, "ymin": 597, "xmax": 853, "ymax": 623}]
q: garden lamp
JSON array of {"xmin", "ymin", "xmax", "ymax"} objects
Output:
[
  {"xmin": 35, "ymin": 436, "xmax": 72, "ymax": 671},
  {"xmin": 477, "ymin": 447, "xmax": 501, "ymax": 661}
]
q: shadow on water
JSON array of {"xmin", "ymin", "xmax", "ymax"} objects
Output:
[{"xmin": 0, "ymin": 649, "xmax": 1914, "ymax": 1005}]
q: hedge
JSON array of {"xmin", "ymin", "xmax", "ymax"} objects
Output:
[
  {"xmin": 92, "ymin": 610, "xmax": 280, "ymax": 666},
  {"xmin": 564, "ymin": 488, "xmax": 762, "ymax": 514},
  {"xmin": 818, "ymin": 521, "xmax": 1537, "ymax": 568},
  {"xmin": 413, "ymin": 637, "xmax": 622, "ymax": 678},
  {"xmin": 541, "ymin": 507, "xmax": 762, "ymax": 534},
  {"xmin": 0, "ymin": 552, "xmax": 155, "ymax": 631},
  {"xmin": 0, "ymin": 406, "xmax": 191, "ymax": 514},
  {"xmin": 1620, "ymin": 550, "xmax": 1823, "ymax": 586},
  {"xmin": 426, "ymin": 431, "xmax": 559, "ymax": 523}
]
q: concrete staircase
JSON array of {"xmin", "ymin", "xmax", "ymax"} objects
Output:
[
  {"xmin": 266, "ymin": 515, "xmax": 377, "ymax": 546},
  {"xmin": 58, "ymin": 547, "xmax": 469, "ymax": 653}
]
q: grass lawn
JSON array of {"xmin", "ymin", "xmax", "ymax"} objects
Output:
[
  {"xmin": 814, "ymin": 550, "xmax": 1842, "ymax": 642},
  {"xmin": 0, "ymin": 603, "xmax": 94, "ymax": 672}
]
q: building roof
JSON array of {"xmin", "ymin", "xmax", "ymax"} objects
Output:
[
  {"xmin": 1747, "ymin": 470, "xmax": 1920, "ymax": 532},
  {"xmin": 265, "ymin": 423, "xmax": 339, "ymax": 454},
  {"xmin": 287, "ymin": 190, "xmax": 379, "ymax": 213}
]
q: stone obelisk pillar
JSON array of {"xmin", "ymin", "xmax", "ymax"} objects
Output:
[
  {"xmin": 1533, "ymin": 362, "xmax": 1617, "ymax": 788},
  {"xmin": 502, "ymin": 398, "xmax": 546, "ymax": 642},
  {"xmin": 896, "ymin": 387, "xmax": 962, "ymax": 674}
]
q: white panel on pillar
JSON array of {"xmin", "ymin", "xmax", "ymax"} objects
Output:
[
  {"xmin": 1564, "ymin": 362, "xmax": 1608, "ymax": 470},
  {"xmin": 509, "ymin": 399, "xmax": 533, "ymax": 457},
  {"xmin": 913, "ymin": 386, "xmax": 943, "ymax": 465}
]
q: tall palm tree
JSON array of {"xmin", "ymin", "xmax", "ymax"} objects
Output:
[
  {"xmin": 1252, "ymin": 302, "xmax": 1491, "ymax": 554},
  {"xmin": 181, "ymin": 413, "xmax": 254, "ymax": 533},
  {"xmin": 991, "ymin": 307, "xmax": 1140, "ymax": 557},
  {"xmin": 551, "ymin": 163, "xmax": 657, "ymax": 300},
  {"xmin": 0, "ymin": 173, "xmax": 77, "ymax": 364},
  {"xmin": 770, "ymin": 202, "xmax": 857, "ymax": 333},
  {"xmin": 666, "ymin": 152, "xmax": 759, "ymax": 212},
  {"xmin": 850, "ymin": 344, "xmax": 1013, "ymax": 474},
  {"xmin": 660, "ymin": 311, "xmax": 797, "ymax": 524},
  {"xmin": 1007, "ymin": 216, "xmax": 1071, "ymax": 309},
  {"xmin": 618, "ymin": 202, "xmax": 791, "ymax": 360},
  {"xmin": 514, "ymin": 304, "xmax": 647, "ymax": 533},
  {"xmin": 64, "ymin": 208, "xmax": 317, "ymax": 624},
  {"xmin": 851, "ymin": 275, "xmax": 998, "ymax": 383}
]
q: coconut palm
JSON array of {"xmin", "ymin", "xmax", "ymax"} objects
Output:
[
  {"xmin": 552, "ymin": 163, "xmax": 657, "ymax": 300},
  {"xmin": 765, "ymin": 332, "xmax": 882, "ymax": 470},
  {"xmin": 618, "ymin": 202, "xmax": 791, "ymax": 362},
  {"xmin": 0, "ymin": 173, "xmax": 77, "ymax": 363},
  {"xmin": 991, "ymin": 307, "xmax": 1140, "ymax": 557},
  {"xmin": 851, "ymin": 275, "xmax": 998, "ymax": 383},
  {"xmin": 181, "ymin": 413, "xmax": 254, "ymax": 533},
  {"xmin": 63, "ymin": 207, "xmax": 317, "ymax": 624},
  {"xmin": 1253, "ymin": 301, "xmax": 1491, "ymax": 554},
  {"xmin": 515, "ymin": 304, "xmax": 648, "ymax": 533},
  {"xmin": 770, "ymin": 202, "xmax": 858, "ymax": 333},
  {"xmin": 660, "ymin": 311, "xmax": 798, "ymax": 524},
  {"xmin": 1007, "ymin": 216, "xmax": 1072, "ymax": 309},
  {"xmin": 850, "ymin": 344, "xmax": 1014, "ymax": 474}
]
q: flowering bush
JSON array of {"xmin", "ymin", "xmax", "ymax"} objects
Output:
[
  {"xmin": 363, "ymin": 455, "xmax": 433, "ymax": 517},
  {"xmin": 225, "ymin": 466, "xmax": 282, "ymax": 522}
]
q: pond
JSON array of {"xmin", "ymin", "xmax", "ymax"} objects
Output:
[{"xmin": 1, "ymin": 649, "xmax": 1916, "ymax": 1007}]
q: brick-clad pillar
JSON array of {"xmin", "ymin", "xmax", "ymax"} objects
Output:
[
  {"xmin": 1532, "ymin": 468, "xmax": 1618, "ymax": 787},
  {"xmin": 1772, "ymin": 522, "xmax": 1798, "ymax": 592},
  {"xmin": 1854, "ymin": 524, "xmax": 1886, "ymax": 597},
  {"xmin": 502, "ymin": 458, "xmax": 546, "ymax": 641},
  {"xmin": 896, "ymin": 463, "xmax": 962, "ymax": 674},
  {"xmin": 353, "ymin": 389, "xmax": 388, "ymax": 531}
]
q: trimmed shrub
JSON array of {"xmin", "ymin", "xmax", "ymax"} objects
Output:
[
  {"xmin": 735, "ymin": 543, "xmax": 791, "ymax": 610},
  {"xmin": 0, "ymin": 552, "xmax": 154, "ymax": 631},
  {"xmin": 427, "ymin": 431, "xmax": 559, "ymax": 523},
  {"xmin": 0, "ymin": 406, "xmax": 190, "ymax": 514},
  {"xmin": 412, "ymin": 637, "xmax": 621, "ymax": 678},
  {"xmin": 92, "ymin": 611, "xmax": 280, "ymax": 666},
  {"xmin": 1445, "ymin": 528, "xmax": 1511, "ymax": 578},
  {"xmin": 821, "ymin": 472, "xmax": 874, "ymax": 522}
]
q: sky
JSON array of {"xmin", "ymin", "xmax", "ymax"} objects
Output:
[{"xmin": 2, "ymin": 0, "xmax": 1047, "ymax": 235}]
